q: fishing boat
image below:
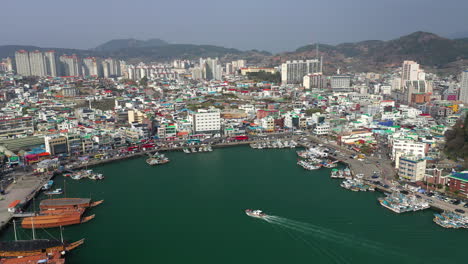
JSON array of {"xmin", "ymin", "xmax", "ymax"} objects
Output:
[
  {"xmin": 21, "ymin": 213, "xmax": 95, "ymax": 229},
  {"xmin": 41, "ymin": 181, "xmax": 54, "ymax": 191},
  {"xmin": 191, "ymin": 147, "xmax": 197, "ymax": 153},
  {"xmin": 44, "ymin": 188, "xmax": 63, "ymax": 196},
  {"xmin": 183, "ymin": 148, "xmax": 191, "ymax": 154},
  {"xmin": 245, "ymin": 209, "xmax": 266, "ymax": 219},
  {"xmin": 433, "ymin": 211, "xmax": 468, "ymax": 229},
  {"xmin": 40, "ymin": 198, "xmax": 104, "ymax": 210},
  {"xmin": 88, "ymin": 174, "xmax": 104, "ymax": 180},
  {"xmin": 146, "ymin": 153, "xmax": 170, "ymax": 166}
]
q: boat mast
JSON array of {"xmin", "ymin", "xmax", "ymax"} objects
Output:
[
  {"xmin": 13, "ymin": 220, "xmax": 17, "ymax": 241},
  {"xmin": 32, "ymin": 216, "xmax": 36, "ymax": 240},
  {"xmin": 60, "ymin": 226, "xmax": 64, "ymax": 243}
]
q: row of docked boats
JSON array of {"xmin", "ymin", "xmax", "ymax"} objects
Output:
[
  {"xmin": 378, "ymin": 192, "xmax": 430, "ymax": 213},
  {"xmin": 146, "ymin": 152, "xmax": 170, "ymax": 165},
  {"xmin": 296, "ymin": 145, "xmax": 338, "ymax": 171},
  {"xmin": 64, "ymin": 169, "xmax": 104, "ymax": 181},
  {"xmin": 433, "ymin": 211, "xmax": 468, "ymax": 229},
  {"xmin": 21, "ymin": 197, "xmax": 103, "ymax": 229},
  {"xmin": 183, "ymin": 145, "xmax": 213, "ymax": 153},
  {"xmin": 250, "ymin": 140, "xmax": 297, "ymax": 149},
  {"xmin": 340, "ymin": 178, "xmax": 375, "ymax": 192},
  {"xmin": 296, "ymin": 146, "xmax": 329, "ymax": 159},
  {"xmin": 330, "ymin": 168, "xmax": 352, "ymax": 179},
  {"xmin": 1, "ymin": 198, "xmax": 104, "ymax": 262}
]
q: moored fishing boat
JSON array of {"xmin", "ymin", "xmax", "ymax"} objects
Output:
[
  {"xmin": 146, "ymin": 152, "xmax": 170, "ymax": 165},
  {"xmin": 41, "ymin": 180, "xmax": 54, "ymax": 191},
  {"xmin": 44, "ymin": 188, "xmax": 63, "ymax": 196}
]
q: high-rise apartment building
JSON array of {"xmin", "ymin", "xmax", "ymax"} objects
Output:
[
  {"xmin": 401, "ymin": 60, "xmax": 427, "ymax": 103},
  {"xmin": 281, "ymin": 59, "xmax": 322, "ymax": 85},
  {"xmin": 102, "ymin": 58, "xmax": 121, "ymax": 78},
  {"xmin": 0, "ymin": 58, "xmax": 13, "ymax": 72},
  {"xmin": 59, "ymin": 55, "xmax": 81, "ymax": 76},
  {"xmin": 44, "ymin": 51, "xmax": 58, "ymax": 77},
  {"xmin": 459, "ymin": 70, "xmax": 468, "ymax": 104},
  {"xmin": 83, "ymin": 57, "xmax": 101, "ymax": 77},
  {"xmin": 195, "ymin": 58, "xmax": 222, "ymax": 81},
  {"xmin": 29, "ymin": 50, "xmax": 47, "ymax": 77},
  {"xmin": 15, "ymin": 50, "xmax": 31, "ymax": 76}
]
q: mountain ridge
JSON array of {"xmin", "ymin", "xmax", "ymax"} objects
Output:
[{"xmin": 1, "ymin": 32, "xmax": 467, "ymax": 74}]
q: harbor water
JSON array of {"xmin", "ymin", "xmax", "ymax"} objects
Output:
[{"xmin": 1, "ymin": 146, "xmax": 466, "ymax": 264}]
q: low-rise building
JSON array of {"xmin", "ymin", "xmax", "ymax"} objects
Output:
[
  {"xmin": 397, "ymin": 156, "xmax": 426, "ymax": 182},
  {"xmin": 447, "ymin": 172, "xmax": 468, "ymax": 198}
]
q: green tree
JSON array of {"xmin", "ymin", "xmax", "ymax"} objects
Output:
[
  {"xmin": 140, "ymin": 76, "xmax": 148, "ymax": 87},
  {"xmin": 305, "ymin": 108, "xmax": 323, "ymax": 116}
]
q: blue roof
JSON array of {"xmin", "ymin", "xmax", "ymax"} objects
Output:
[{"xmin": 450, "ymin": 172, "xmax": 468, "ymax": 182}]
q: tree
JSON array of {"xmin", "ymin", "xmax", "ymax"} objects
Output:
[
  {"xmin": 305, "ymin": 108, "xmax": 323, "ymax": 116},
  {"xmin": 140, "ymin": 76, "xmax": 148, "ymax": 87},
  {"xmin": 246, "ymin": 71, "xmax": 281, "ymax": 83}
]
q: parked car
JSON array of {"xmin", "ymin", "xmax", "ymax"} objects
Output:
[{"xmin": 455, "ymin": 209, "xmax": 465, "ymax": 214}]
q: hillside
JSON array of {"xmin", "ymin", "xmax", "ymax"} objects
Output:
[
  {"xmin": 94, "ymin": 38, "xmax": 169, "ymax": 52},
  {"xmin": 1, "ymin": 32, "xmax": 467, "ymax": 72},
  {"xmin": 0, "ymin": 44, "xmax": 265, "ymax": 63},
  {"xmin": 444, "ymin": 115, "xmax": 468, "ymax": 166},
  {"xmin": 289, "ymin": 32, "xmax": 468, "ymax": 74}
]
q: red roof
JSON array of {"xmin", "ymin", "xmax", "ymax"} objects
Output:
[{"xmin": 8, "ymin": 200, "xmax": 21, "ymax": 208}]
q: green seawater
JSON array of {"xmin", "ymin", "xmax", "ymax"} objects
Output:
[{"xmin": 1, "ymin": 146, "xmax": 466, "ymax": 264}]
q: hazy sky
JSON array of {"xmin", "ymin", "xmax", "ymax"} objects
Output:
[{"xmin": 2, "ymin": 0, "xmax": 468, "ymax": 52}]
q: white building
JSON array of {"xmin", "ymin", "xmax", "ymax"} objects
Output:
[
  {"xmin": 260, "ymin": 116, "xmax": 275, "ymax": 131},
  {"xmin": 391, "ymin": 139, "xmax": 426, "ymax": 160},
  {"xmin": 401, "ymin": 60, "xmax": 427, "ymax": 102},
  {"xmin": 189, "ymin": 109, "xmax": 221, "ymax": 134},
  {"xmin": 83, "ymin": 57, "xmax": 101, "ymax": 77},
  {"xmin": 29, "ymin": 50, "xmax": 46, "ymax": 77},
  {"xmin": 44, "ymin": 51, "xmax": 58, "ymax": 77},
  {"xmin": 459, "ymin": 70, "xmax": 468, "ymax": 104},
  {"xmin": 102, "ymin": 58, "xmax": 121, "ymax": 77},
  {"xmin": 313, "ymin": 123, "xmax": 330, "ymax": 135},
  {"xmin": 397, "ymin": 156, "xmax": 427, "ymax": 182},
  {"xmin": 303, "ymin": 73, "xmax": 325, "ymax": 89},
  {"xmin": 281, "ymin": 59, "xmax": 322, "ymax": 85},
  {"xmin": 15, "ymin": 50, "xmax": 31, "ymax": 76},
  {"xmin": 331, "ymin": 75, "xmax": 352, "ymax": 92},
  {"xmin": 59, "ymin": 55, "xmax": 81, "ymax": 76}
]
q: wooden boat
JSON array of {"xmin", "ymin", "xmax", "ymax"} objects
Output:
[
  {"xmin": 0, "ymin": 239, "xmax": 84, "ymax": 258},
  {"xmin": 40, "ymin": 198, "xmax": 104, "ymax": 210},
  {"xmin": 40, "ymin": 208, "xmax": 86, "ymax": 216},
  {"xmin": 21, "ymin": 213, "xmax": 95, "ymax": 229},
  {"xmin": 0, "ymin": 252, "xmax": 65, "ymax": 264}
]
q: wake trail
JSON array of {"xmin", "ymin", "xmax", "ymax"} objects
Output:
[
  {"xmin": 266, "ymin": 218, "xmax": 349, "ymax": 264},
  {"xmin": 264, "ymin": 215, "xmax": 404, "ymax": 258}
]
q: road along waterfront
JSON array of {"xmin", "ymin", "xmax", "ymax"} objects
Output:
[{"xmin": 1, "ymin": 146, "xmax": 466, "ymax": 264}]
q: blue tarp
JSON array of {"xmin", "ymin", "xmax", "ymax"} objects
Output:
[{"xmin": 378, "ymin": 120, "xmax": 394, "ymax": 127}]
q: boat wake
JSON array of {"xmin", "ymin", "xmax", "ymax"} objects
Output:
[{"xmin": 263, "ymin": 215, "xmax": 404, "ymax": 261}]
